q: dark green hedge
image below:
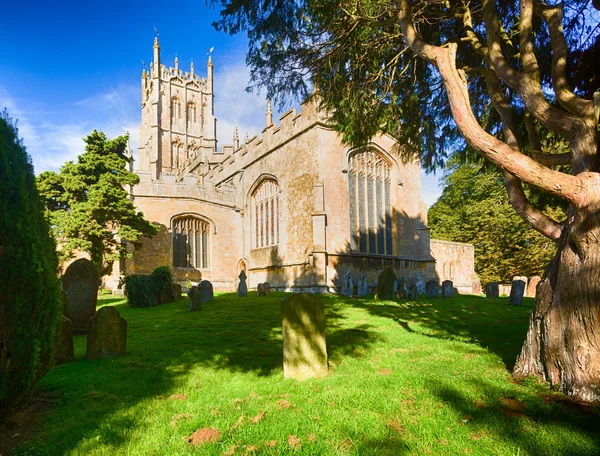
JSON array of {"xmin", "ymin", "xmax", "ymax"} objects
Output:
[
  {"xmin": 124, "ymin": 266, "xmax": 176, "ymax": 308},
  {"xmin": 0, "ymin": 110, "xmax": 63, "ymax": 422}
]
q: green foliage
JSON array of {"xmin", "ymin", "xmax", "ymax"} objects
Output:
[
  {"xmin": 124, "ymin": 266, "xmax": 176, "ymax": 308},
  {"xmin": 36, "ymin": 130, "xmax": 159, "ymax": 277},
  {"xmin": 0, "ymin": 110, "xmax": 63, "ymax": 421},
  {"xmin": 428, "ymin": 164, "xmax": 567, "ymax": 285}
]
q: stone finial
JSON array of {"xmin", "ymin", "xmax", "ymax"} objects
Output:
[
  {"xmin": 266, "ymin": 99, "xmax": 273, "ymax": 126},
  {"xmin": 244, "ymin": 132, "xmax": 249, "ymax": 144},
  {"xmin": 175, "ymin": 53, "xmax": 179, "ymax": 70},
  {"xmin": 153, "ymin": 35, "xmax": 160, "ymax": 49},
  {"xmin": 233, "ymin": 127, "xmax": 239, "ymax": 149},
  {"xmin": 190, "ymin": 60, "xmax": 194, "ymax": 75}
]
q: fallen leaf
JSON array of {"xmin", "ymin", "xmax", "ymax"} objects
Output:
[
  {"xmin": 231, "ymin": 415, "xmax": 245, "ymax": 430},
  {"xmin": 378, "ymin": 369, "xmax": 392, "ymax": 375},
  {"xmin": 312, "ymin": 416, "xmax": 320, "ymax": 421},
  {"xmin": 277, "ymin": 399, "xmax": 291, "ymax": 409},
  {"xmin": 170, "ymin": 420, "xmax": 177, "ymax": 428},
  {"xmin": 438, "ymin": 439, "xmax": 448, "ymax": 446},
  {"xmin": 387, "ymin": 419, "xmax": 403, "ymax": 433},
  {"xmin": 223, "ymin": 445, "xmax": 238, "ymax": 456},
  {"xmin": 234, "ymin": 398, "xmax": 244, "ymax": 404},
  {"xmin": 264, "ymin": 440, "xmax": 278, "ymax": 448},
  {"xmin": 168, "ymin": 394, "xmax": 188, "ymax": 401},
  {"xmin": 244, "ymin": 445, "xmax": 259, "ymax": 454},
  {"xmin": 187, "ymin": 428, "xmax": 222, "ymax": 445},
  {"xmin": 309, "ymin": 434, "xmax": 317, "ymax": 442},
  {"xmin": 338, "ymin": 438, "xmax": 353, "ymax": 450},
  {"xmin": 251, "ymin": 410, "xmax": 266, "ymax": 424},
  {"xmin": 288, "ymin": 435, "xmax": 301, "ymax": 451}
]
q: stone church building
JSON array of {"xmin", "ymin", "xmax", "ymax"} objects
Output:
[{"xmin": 112, "ymin": 38, "xmax": 479, "ymax": 294}]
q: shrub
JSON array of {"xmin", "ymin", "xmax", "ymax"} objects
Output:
[
  {"xmin": 151, "ymin": 266, "xmax": 176, "ymax": 304},
  {"xmin": 124, "ymin": 266, "xmax": 176, "ymax": 308},
  {"xmin": 0, "ymin": 110, "xmax": 63, "ymax": 422}
]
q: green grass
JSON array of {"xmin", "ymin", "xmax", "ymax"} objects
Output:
[{"xmin": 17, "ymin": 293, "xmax": 600, "ymax": 455}]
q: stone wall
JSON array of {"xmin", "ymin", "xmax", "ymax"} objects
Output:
[{"xmin": 430, "ymin": 239, "xmax": 480, "ymax": 294}]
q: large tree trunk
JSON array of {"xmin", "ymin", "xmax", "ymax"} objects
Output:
[{"xmin": 513, "ymin": 203, "xmax": 600, "ymax": 402}]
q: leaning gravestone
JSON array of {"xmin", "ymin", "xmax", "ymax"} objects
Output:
[
  {"xmin": 396, "ymin": 277, "xmax": 407, "ymax": 299},
  {"xmin": 442, "ymin": 280, "xmax": 454, "ymax": 298},
  {"xmin": 409, "ymin": 283, "xmax": 419, "ymax": 301},
  {"xmin": 357, "ymin": 273, "xmax": 368, "ymax": 297},
  {"xmin": 526, "ymin": 276, "xmax": 541, "ymax": 298},
  {"xmin": 508, "ymin": 279, "xmax": 526, "ymax": 306},
  {"xmin": 62, "ymin": 258, "xmax": 99, "ymax": 334},
  {"xmin": 199, "ymin": 280, "xmax": 214, "ymax": 303},
  {"xmin": 257, "ymin": 283, "xmax": 266, "ymax": 297},
  {"xmin": 416, "ymin": 275, "xmax": 426, "ymax": 295},
  {"xmin": 188, "ymin": 285, "xmax": 202, "ymax": 311},
  {"xmin": 376, "ymin": 267, "xmax": 397, "ymax": 300},
  {"xmin": 280, "ymin": 293, "xmax": 328, "ymax": 380},
  {"xmin": 425, "ymin": 280, "xmax": 439, "ymax": 299},
  {"xmin": 86, "ymin": 306, "xmax": 127, "ymax": 359},
  {"xmin": 56, "ymin": 316, "xmax": 74, "ymax": 364},
  {"xmin": 238, "ymin": 270, "xmax": 248, "ymax": 297},
  {"xmin": 341, "ymin": 271, "xmax": 354, "ymax": 296},
  {"xmin": 486, "ymin": 282, "xmax": 499, "ymax": 299},
  {"xmin": 264, "ymin": 282, "xmax": 271, "ymax": 294}
]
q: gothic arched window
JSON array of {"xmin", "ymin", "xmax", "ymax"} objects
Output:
[
  {"xmin": 348, "ymin": 149, "xmax": 392, "ymax": 255},
  {"xmin": 187, "ymin": 102, "xmax": 197, "ymax": 128},
  {"xmin": 173, "ymin": 216, "xmax": 210, "ymax": 269},
  {"xmin": 171, "ymin": 97, "xmax": 181, "ymax": 122},
  {"xmin": 252, "ymin": 179, "xmax": 279, "ymax": 249}
]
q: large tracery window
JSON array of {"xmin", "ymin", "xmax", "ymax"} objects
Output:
[
  {"xmin": 252, "ymin": 179, "xmax": 279, "ymax": 248},
  {"xmin": 173, "ymin": 217, "xmax": 210, "ymax": 269},
  {"xmin": 348, "ymin": 150, "xmax": 393, "ymax": 255}
]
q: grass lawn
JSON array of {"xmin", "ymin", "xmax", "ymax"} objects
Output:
[{"xmin": 12, "ymin": 292, "xmax": 600, "ymax": 455}]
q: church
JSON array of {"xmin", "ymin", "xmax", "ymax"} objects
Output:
[{"xmin": 115, "ymin": 38, "xmax": 479, "ymax": 294}]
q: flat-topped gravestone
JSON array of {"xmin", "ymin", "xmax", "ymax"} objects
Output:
[
  {"xmin": 357, "ymin": 273, "xmax": 368, "ymax": 297},
  {"xmin": 425, "ymin": 280, "xmax": 439, "ymax": 298},
  {"xmin": 238, "ymin": 270, "xmax": 248, "ymax": 297},
  {"xmin": 341, "ymin": 271, "xmax": 354, "ymax": 296},
  {"xmin": 56, "ymin": 316, "xmax": 74, "ymax": 364},
  {"xmin": 396, "ymin": 277, "xmax": 407, "ymax": 299},
  {"xmin": 257, "ymin": 283, "xmax": 266, "ymax": 297},
  {"xmin": 188, "ymin": 285, "xmax": 202, "ymax": 311},
  {"xmin": 416, "ymin": 275, "xmax": 426, "ymax": 295},
  {"xmin": 86, "ymin": 306, "xmax": 127, "ymax": 359},
  {"xmin": 199, "ymin": 280, "xmax": 213, "ymax": 303},
  {"xmin": 264, "ymin": 282, "xmax": 271, "ymax": 294},
  {"xmin": 376, "ymin": 267, "xmax": 397, "ymax": 300},
  {"xmin": 442, "ymin": 280, "xmax": 454, "ymax": 298},
  {"xmin": 486, "ymin": 282, "xmax": 499, "ymax": 299},
  {"xmin": 280, "ymin": 293, "xmax": 328, "ymax": 381},
  {"xmin": 62, "ymin": 258, "xmax": 99, "ymax": 334},
  {"xmin": 526, "ymin": 276, "xmax": 541, "ymax": 298},
  {"xmin": 509, "ymin": 279, "xmax": 526, "ymax": 306}
]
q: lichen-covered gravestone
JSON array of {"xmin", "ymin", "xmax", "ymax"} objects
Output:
[
  {"xmin": 486, "ymin": 282, "xmax": 499, "ymax": 299},
  {"xmin": 416, "ymin": 275, "xmax": 426, "ymax": 295},
  {"xmin": 409, "ymin": 283, "xmax": 419, "ymax": 301},
  {"xmin": 188, "ymin": 285, "xmax": 202, "ymax": 311},
  {"xmin": 280, "ymin": 293, "xmax": 328, "ymax": 380},
  {"xmin": 56, "ymin": 316, "xmax": 74, "ymax": 364},
  {"xmin": 376, "ymin": 267, "xmax": 397, "ymax": 300},
  {"xmin": 442, "ymin": 280, "xmax": 454, "ymax": 298},
  {"xmin": 264, "ymin": 282, "xmax": 271, "ymax": 294},
  {"xmin": 86, "ymin": 306, "xmax": 127, "ymax": 359},
  {"xmin": 508, "ymin": 279, "xmax": 526, "ymax": 306},
  {"xmin": 396, "ymin": 277, "xmax": 407, "ymax": 299},
  {"xmin": 357, "ymin": 273, "xmax": 368, "ymax": 297},
  {"xmin": 526, "ymin": 276, "xmax": 541, "ymax": 298},
  {"xmin": 62, "ymin": 258, "xmax": 99, "ymax": 334},
  {"xmin": 257, "ymin": 283, "xmax": 266, "ymax": 297},
  {"xmin": 172, "ymin": 283, "xmax": 182, "ymax": 300},
  {"xmin": 425, "ymin": 280, "xmax": 439, "ymax": 299},
  {"xmin": 238, "ymin": 270, "xmax": 248, "ymax": 297},
  {"xmin": 341, "ymin": 271, "xmax": 354, "ymax": 296}
]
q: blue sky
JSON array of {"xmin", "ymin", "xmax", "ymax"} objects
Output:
[{"xmin": 0, "ymin": 0, "xmax": 443, "ymax": 206}]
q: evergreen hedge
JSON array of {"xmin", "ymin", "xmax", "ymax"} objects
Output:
[
  {"xmin": 124, "ymin": 266, "xmax": 176, "ymax": 308},
  {"xmin": 0, "ymin": 110, "xmax": 63, "ymax": 422}
]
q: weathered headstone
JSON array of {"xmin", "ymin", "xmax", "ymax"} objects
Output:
[
  {"xmin": 238, "ymin": 270, "xmax": 248, "ymax": 297},
  {"xmin": 56, "ymin": 316, "xmax": 74, "ymax": 364},
  {"xmin": 341, "ymin": 271, "xmax": 354, "ymax": 296},
  {"xmin": 62, "ymin": 258, "xmax": 99, "ymax": 334},
  {"xmin": 442, "ymin": 280, "xmax": 454, "ymax": 298},
  {"xmin": 172, "ymin": 283, "xmax": 182, "ymax": 300},
  {"xmin": 188, "ymin": 285, "xmax": 202, "ymax": 311},
  {"xmin": 280, "ymin": 293, "xmax": 328, "ymax": 380},
  {"xmin": 416, "ymin": 275, "xmax": 426, "ymax": 295},
  {"xmin": 486, "ymin": 282, "xmax": 499, "ymax": 299},
  {"xmin": 513, "ymin": 276, "xmax": 528, "ymax": 290},
  {"xmin": 508, "ymin": 279, "xmax": 526, "ymax": 306},
  {"xmin": 257, "ymin": 283, "xmax": 266, "ymax": 297},
  {"xmin": 376, "ymin": 267, "xmax": 397, "ymax": 300},
  {"xmin": 392, "ymin": 279, "xmax": 399, "ymax": 294},
  {"xmin": 263, "ymin": 282, "xmax": 271, "ymax": 294},
  {"xmin": 409, "ymin": 284, "xmax": 419, "ymax": 301},
  {"xmin": 357, "ymin": 273, "xmax": 368, "ymax": 297},
  {"xmin": 526, "ymin": 276, "xmax": 541, "ymax": 298},
  {"xmin": 396, "ymin": 277, "xmax": 407, "ymax": 299},
  {"xmin": 199, "ymin": 280, "xmax": 214, "ymax": 303},
  {"xmin": 425, "ymin": 280, "xmax": 439, "ymax": 299},
  {"xmin": 86, "ymin": 306, "xmax": 127, "ymax": 359}
]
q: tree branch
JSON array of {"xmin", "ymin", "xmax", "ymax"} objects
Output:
[{"xmin": 520, "ymin": 0, "xmax": 541, "ymax": 80}]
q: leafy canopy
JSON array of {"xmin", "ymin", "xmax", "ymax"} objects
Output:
[{"xmin": 37, "ymin": 130, "xmax": 159, "ymax": 277}]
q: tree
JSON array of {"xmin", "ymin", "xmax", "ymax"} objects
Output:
[
  {"xmin": 0, "ymin": 110, "xmax": 63, "ymax": 421},
  {"xmin": 210, "ymin": 0, "xmax": 600, "ymax": 401},
  {"xmin": 429, "ymin": 163, "xmax": 565, "ymax": 285},
  {"xmin": 37, "ymin": 130, "xmax": 159, "ymax": 278}
]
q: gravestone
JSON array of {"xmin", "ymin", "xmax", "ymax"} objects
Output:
[
  {"xmin": 56, "ymin": 316, "xmax": 74, "ymax": 364},
  {"xmin": 409, "ymin": 284, "xmax": 419, "ymax": 301},
  {"xmin": 341, "ymin": 271, "xmax": 354, "ymax": 296},
  {"xmin": 442, "ymin": 280, "xmax": 454, "ymax": 298},
  {"xmin": 416, "ymin": 275, "xmax": 426, "ymax": 295},
  {"xmin": 199, "ymin": 280, "xmax": 213, "ymax": 303},
  {"xmin": 172, "ymin": 283, "xmax": 182, "ymax": 301},
  {"xmin": 357, "ymin": 273, "xmax": 368, "ymax": 297},
  {"xmin": 264, "ymin": 282, "xmax": 271, "ymax": 294},
  {"xmin": 486, "ymin": 282, "xmax": 499, "ymax": 299},
  {"xmin": 396, "ymin": 277, "xmax": 407, "ymax": 299},
  {"xmin": 376, "ymin": 267, "xmax": 397, "ymax": 300},
  {"xmin": 62, "ymin": 258, "xmax": 99, "ymax": 334},
  {"xmin": 188, "ymin": 285, "xmax": 202, "ymax": 311},
  {"xmin": 513, "ymin": 276, "xmax": 528, "ymax": 291},
  {"xmin": 257, "ymin": 283, "xmax": 266, "ymax": 297},
  {"xmin": 509, "ymin": 280, "xmax": 526, "ymax": 306},
  {"xmin": 280, "ymin": 293, "xmax": 328, "ymax": 380},
  {"xmin": 238, "ymin": 270, "xmax": 248, "ymax": 297},
  {"xmin": 392, "ymin": 279, "xmax": 399, "ymax": 295},
  {"xmin": 86, "ymin": 306, "xmax": 127, "ymax": 359},
  {"xmin": 526, "ymin": 276, "xmax": 541, "ymax": 298},
  {"xmin": 425, "ymin": 280, "xmax": 439, "ymax": 299}
]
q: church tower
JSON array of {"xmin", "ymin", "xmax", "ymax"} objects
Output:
[{"xmin": 138, "ymin": 37, "xmax": 217, "ymax": 180}]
